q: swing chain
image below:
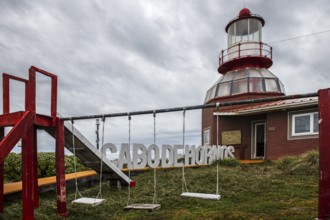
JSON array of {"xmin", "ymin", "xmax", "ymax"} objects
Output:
[
  {"xmin": 96, "ymin": 115, "xmax": 106, "ymax": 200},
  {"xmin": 152, "ymin": 110, "xmax": 157, "ymax": 204},
  {"xmin": 215, "ymin": 102, "xmax": 220, "ymax": 195},
  {"xmin": 71, "ymin": 118, "xmax": 83, "ymax": 200},
  {"xmin": 182, "ymin": 108, "xmax": 188, "ymax": 193},
  {"xmin": 127, "ymin": 113, "xmax": 132, "ymax": 205}
]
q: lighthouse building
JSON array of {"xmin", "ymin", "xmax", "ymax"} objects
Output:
[{"xmin": 202, "ymin": 8, "xmax": 319, "ymax": 160}]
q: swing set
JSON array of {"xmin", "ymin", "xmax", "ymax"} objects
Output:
[
  {"xmin": 1, "ymin": 66, "xmax": 330, "ymax": 219},
  {"xmin": 71, "ymin": 102, "xmax": 221, "ymax": 210}
]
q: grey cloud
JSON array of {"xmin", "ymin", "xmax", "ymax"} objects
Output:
[{"xmin": 1, "ymin": 0, "xmax": 330, "ymax": 151}]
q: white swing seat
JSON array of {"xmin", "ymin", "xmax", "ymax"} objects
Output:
[
  {"xmin": 72, "ymin": 197, "xmax": 105, "ymax": 206},
  {"xmin": 124, "ymin": 203, "xmax": 161, "ymax": 212},
  {"xmin": 181, "ymin": 192, "xmax": 221, "ymax": 200}
]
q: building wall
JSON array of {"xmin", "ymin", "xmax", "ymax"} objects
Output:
[
  {"xmin": 202, "ymin": 107, "xmax": 319, "ymax": 160},
  {"xmin": 202, "ymin": 108, "xmax": 266, "ymax": 159},
  {"xmin": 266, "ymin": 110, "xmax": 319, "ymax": 160},
  {"xmin": 219, "ymin": 115, "xmax": 266, "ymax": 159}
]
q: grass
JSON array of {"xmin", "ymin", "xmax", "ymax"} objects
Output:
[{"xmin": 1, "ymin": 153, "xmax": 319, "ymax": 219}]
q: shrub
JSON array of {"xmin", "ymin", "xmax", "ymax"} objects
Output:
[
  {"xmin": 4, "ymin": 153, "xmax": 22, "ymax": 182},
  {"xmin": 217, "ymin": 158, "xmax": 240, "ymax": 167},
  {"xmin": 4, "ymin": 152, "xmax": 89, "ymax": 182},
  {"xmin": 275, "ymin": 150, "xmax": 319, "ymax": 175}
]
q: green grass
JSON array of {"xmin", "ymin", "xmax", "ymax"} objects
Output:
[{"xmin": 1, "ymin": 155, "xmax": 319, "ymax": 220}]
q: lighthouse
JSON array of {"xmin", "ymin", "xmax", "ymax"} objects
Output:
[
  {"xmin": 200, "ymin": 8, "xmax": 319, "ymax": 161},
  {"xmin": 204, "ymin": 8, "xmax": 285, "ymax": 104}
]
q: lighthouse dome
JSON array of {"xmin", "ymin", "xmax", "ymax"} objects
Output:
[
  {"xmin": 239, "ymin": 8, "xmax": 251, "ymax": 17},
  {"xmin": 204, "ymin": 68, "xmax": 285, "ymax": 103}
]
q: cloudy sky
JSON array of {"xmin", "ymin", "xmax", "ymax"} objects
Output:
[{"xmin": 1, "ymin": 0, "xmax": 330, "ymax": 153}]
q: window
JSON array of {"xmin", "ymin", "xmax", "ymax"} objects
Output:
[
  {"xmin": 217, "ymin": 82, "xmax": 231, "ymax": 97},
  {"xmin": 291, "ymin": 112, "xmax": 319, "ymax": 137},
  {"xmin": 249, "ymin": 78, "xmax": 264, "ymax": 92},
  {"xmin": 265, "ymin": 79, "xmax": 279, "ymax": 92},
  {"xmin": 204, "ymin": 128, "xmax": 210, "ymax": 145},
  {"xmin": 232, "ymin": 79, "xmax": 248, "ymax": 95}
]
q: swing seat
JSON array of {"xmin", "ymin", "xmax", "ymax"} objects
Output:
[
  {"xmin": 124, "ymin": 203, "xmax": 161, "ymax": 212},
  {"xmin": 72, "ymin": 197, "xmax": 105, "ymax": 206},
  {"xmin": 181, "ymin": 192, "xmax": 221, "ymax": 200}
]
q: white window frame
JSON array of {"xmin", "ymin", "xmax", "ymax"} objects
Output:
[
  {"xmin": 291, "ymin": 112, "xmax": 319, "ymax": 137},
  {"xmin": 203, "ymin": 128, "xmax": 211, "ymax": 145}
]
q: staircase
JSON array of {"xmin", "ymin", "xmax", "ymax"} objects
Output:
[{"xmin": 0, "ymin": 66, "xmax": 132, "ymax": 218}]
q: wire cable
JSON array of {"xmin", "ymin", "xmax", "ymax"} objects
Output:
[{"xmin": 268, "ymin": 29, "xmax": 330, "ymax": 44}]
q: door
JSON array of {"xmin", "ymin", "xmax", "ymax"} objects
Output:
[{"xmin": 253, "ymin": 122, "xmax": 266, "ymax": 159}]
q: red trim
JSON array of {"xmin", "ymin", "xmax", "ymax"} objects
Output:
[
  {"xmin": 0, "ymin": 127, "xmax": 4, "ymax": 214},
  {"xmin": 28, "ymin": 66, "xmax": 58, "ymax": 124},
  {"xmin": 225, "ymin": 13, "xmax": 265, "ymax": 32},
  {"xmin": 33, "ymin": 128, "xmax": 39, "ymax": 209},
  {"xmin": 218, "ymin": 42, "xmax": 273, "ymax": 74},
  {"xmin": 2, "ymin": 74, "xmax": 28, "ymax": 114},
  {"xmin": 206, "ymin": 92, "xmax": 285, "ymax": 104},
  {"xmin": 130, "ymin": 181, "xmax": 136, "ymax": 188},
  {"xmin": 0, "ymin": 111, "xmax": 35, "ymax": 164},
  {"xmin": 0, "ymin": 111, "xmax": 25, "ymax": 127},
  {"xmin": 35, "ymin": 115, "xmax": 55, "ymax": 127},
  {"xmin": 55, "ymin": 118, "xmax": 68, "ymax": 217},
  {"xmin": 318, "ymin": 88, "xmax": 330, "ymax": 219},
  {"xmin": 22, "ymin": 126, "xmax": 35, "ymax": 219}
]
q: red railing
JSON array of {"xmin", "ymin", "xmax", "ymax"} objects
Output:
[
  {"xmin": 0, "ymin": 67, "xmax": 67, "ymax": 219},
  {"xmin": 219, "ymin": 42, "xmax": 272, "ymax": 66},
  {"xmin": 2, "ymin": 66, "xmax": 57, "ymax": 122},
  {"xmin": 2, "ymin": 74, "xmax": 29, "ymax": 114}
]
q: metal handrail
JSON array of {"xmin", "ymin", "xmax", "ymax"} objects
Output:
[
  {"xmin": 61, "ymin": 92, "xmax": 318, "ymax": 121},
  {"xmin": 219, "ymin": 42, "xmax": 272, "ymax": 66}
]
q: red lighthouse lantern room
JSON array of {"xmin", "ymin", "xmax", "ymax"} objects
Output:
[{"xmin": 205, "ymin": 8, "xmax": 285, "ymax": 104}]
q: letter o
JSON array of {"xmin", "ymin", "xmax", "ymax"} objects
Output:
[{"xmin": 147, "ymin": 144, "xmax": 160, "ymax": 168}]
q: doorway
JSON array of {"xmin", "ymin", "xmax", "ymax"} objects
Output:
[{"xmin": 252, "ymin": 122, "xmax": 266, "ymax": 159}]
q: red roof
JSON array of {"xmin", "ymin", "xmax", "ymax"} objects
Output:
[{"xmin": 219, "ymin": 97, "xmax": 318, "ymax": 115}]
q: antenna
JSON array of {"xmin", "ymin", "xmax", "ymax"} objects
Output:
[{"xmin": 96, "ymin": 118, "xmax": 100, "ymax": 150}]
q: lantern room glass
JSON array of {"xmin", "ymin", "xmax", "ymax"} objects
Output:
[
  {"xmin": 204, "ymin": 68, "xmax": 285, "ymax": 103},
  {"xmin": 228, "ymin": 18, "xmax": 262, "ymax": 48}
]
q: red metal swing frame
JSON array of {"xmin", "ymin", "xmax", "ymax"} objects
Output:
[{"xmin": 0, "ymin": 66, "xmax": 67, "ymax": 219}]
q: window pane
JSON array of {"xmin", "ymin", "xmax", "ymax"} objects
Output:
[
  {"xmin": 295, "ymin": 115, "xmax": 310, "ymax": 133},
  {"xmin": 217, "ymin": 82, "xmax": 231, "ymax": 97},
  {"xmin": 236, "ymin": 19, "xmax": 248, "ymax": 36},
  {"xmin": 260, "ymin": 68, "xmax": 276, "ymax": 78},
  {"xmin": 228, "ymin": 25, "xmax": 235, "ymax": 47},
  {"xmin": 249, "ymin": 78, "xmax": 264, "ymax": 92},
  {"xmin": 234, "ymin": 70, "xmax": 247, "ymax": 80},
  {"xmin": 235, "ymin": 19, "xmax": 249, "ymax": 43},
  {"xmin": 247, "ymin": 69, "xmax": 262, "ymax": 77},
  {"xmin": 232, "ymin": 79, "xmax": 248, "ymax": 95},
  {"xmin": 221, "ymin": 72, "xmax": 234, "ymax": 82},
  {"xmin": 210, "ymin": 85, "xmax": 217, "ymax": 99},
  {"xmin": 205, "ymin": 90, "xmax": 211, "ymax": 102},
  {"xmin": 249, "ymin": 18, "xmax": 262, "ymax": 41},
  {"xmin": 313, "ymin": 113, "xmax": 319, "ymax": 133},
  {"xmin": 265, "ymin": 79, "xmax": 279, "ymax": 92},
  {"xmin": 204, "ymin": 129, "xmax": 210, "ymax": 145}
]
